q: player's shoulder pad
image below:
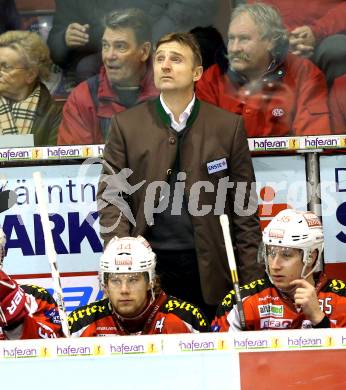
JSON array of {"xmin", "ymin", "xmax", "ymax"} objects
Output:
[
  {"xmin": 220, "ymin": 278, "xmax": 268, "ymax": 309},
  {"xmin": 68, "ymin": 298, "xmax": 111, "ymax": 333},
  {"xmin": 21, "ymin": 284, "xmax": 56, "ymax": 305},
  {"xmin": 161, "ymin": 296, "xmax": 209, "ymax": 331},
  {"xmin": 325, "ymin": 279, "xmax": 346, "ymax": 296}
]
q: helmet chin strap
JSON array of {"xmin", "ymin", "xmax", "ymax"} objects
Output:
[
  {"xmin": 300, "ymin": 249, "xmax": 319, "ymax": 280},
  {"xmin": 149, "ymin": 282, "xmax": 155, "ymax": 302}
]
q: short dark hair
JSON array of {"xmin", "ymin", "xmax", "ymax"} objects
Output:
[
  {"xmin": 190, "ymin": 25, "xmax": 228, "ymax": 72},
  {"xmin": 155, "ymin": 32, "xmax": 202, "ymax": 67},
  {"xmin": 104, "ymin": 8, "xmax": 152, "ymax": 45}
]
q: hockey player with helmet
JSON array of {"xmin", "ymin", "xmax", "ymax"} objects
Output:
[
  {"xmin": 0, "ymin": 237, "xmax": 63, "ymax": 341},
  {"xmin": 68, "ymin": 236, "xmax": 210, "ymax": 336},
  {"xmin": 0, "ymin": 191, "xmax": 62, "ymax": 340},
  {"xmin": 212, "ymin": 209, "xmax": 346, "ymax": 331}
]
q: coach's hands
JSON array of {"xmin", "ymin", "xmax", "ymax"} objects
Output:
[{"xmin": 0, "ymin": 270, "xmax": 27, "ymax": 327}]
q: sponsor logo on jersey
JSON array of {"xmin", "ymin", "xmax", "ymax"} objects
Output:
[
  {"xmin": 165, "ymin": 299, "xmax": 207, "ymax": 327},
  {"xmin": 258, "ymin": 304, "xmax": 284, "ymax": 318},
  {"xmin": 68, "ymin": 303, "xmax": 107, "ymax": 326},
  {"xmin": 96, "ymin": 326, "xmax": 116, "ymax": 331},
  {"xmin": 260, "ymin": 318, "xmax": 292, "ymax": 329},
  {"xmin": 6, "ymin": 288, "xmax": 24, "ymax": 315},
  {"xmin": 258, "ymin": 295, "xmax": 280, "ymax": 302}
]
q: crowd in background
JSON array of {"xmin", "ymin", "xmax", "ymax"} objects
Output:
[
  {"xmin": 1, "ymin": 1, "xmax": 346, "ymax": 146},
  {"xmin": 1, "ymin": 1, "xmax": 346, "ymax": 340}
]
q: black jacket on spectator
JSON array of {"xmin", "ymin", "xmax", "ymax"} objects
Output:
[
  {"xmin": 0, "ymin": 0, "xmax": 21, "ymax": 34},
  {"xmin": 47, "ymin": 0, "xmax": 216, "ymax": 71}
]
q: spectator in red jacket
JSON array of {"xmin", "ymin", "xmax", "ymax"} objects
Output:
[
  {"xmin": 57, "ymin": 8, "xmax": 158, "ymax": 145},
  {"xmin": 196, "ymin": 3, "xmax": 331, "ymax": 137},
  {"xmin": 329, "ymin": 74, "xmax": 346, "ymax": 134},
  {"xmin": 247, "ymin": 0, "xmax": 346, "ymax": 87}
]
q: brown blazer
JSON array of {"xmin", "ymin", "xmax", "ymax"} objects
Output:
[{"xmin": 98, "ymin": 98, "xmax": 264, "ymax": 305}]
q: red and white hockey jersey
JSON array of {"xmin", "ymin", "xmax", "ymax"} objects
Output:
[
  {"xmin": 0, "ymin": 284, "xmax": 62, "ymax": 340},
  {"xmin": 212, "ymin": 273, "xmax": 346, "ymax": 331},
  {"xmin": 68, "ymin": 291, "xmax": 210, "ymax": 336}
]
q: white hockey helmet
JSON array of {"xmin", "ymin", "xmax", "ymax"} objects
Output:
[
  {"xmin": 99, "ymin": 235, "xmax": 156, "ymax": 288},
  {"xmin": 262, "ymin": 209, "xmax": 324, "ymax": 279},
  {"xmin": 0, "ymin": 227, "xmax": 6, "ymax": 269}
]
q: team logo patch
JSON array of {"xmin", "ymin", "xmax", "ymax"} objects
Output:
[
  {"xmin": 211, "ymin": 324, "xmax": 221, "ymax": 332},
  {"xmin": 272, "ymin": 108, "xmax": 285, "ymax": 117},
  {"xmin": 207, "ymin": 158, "xmax": 228, "ymax": 174},
  {"xmin": 44, "ymin": 308, "xmax": 61, "ymax": 324}
]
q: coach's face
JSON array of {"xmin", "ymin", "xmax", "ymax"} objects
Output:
[{"xmin": 153, "ymin": 41, "xmax": 202, "ymax": 93}]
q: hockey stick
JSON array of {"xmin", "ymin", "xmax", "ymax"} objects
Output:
[
  {"xmin": 33, "ymin": 172, "xmax": 70, "ymax": 337},
  {"xmin": 219, "ymin": 214, "xmax": 246, "ymax": 330}
]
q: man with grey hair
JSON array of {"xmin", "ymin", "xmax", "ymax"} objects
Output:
[
  {"xmin": 196, "ymin": 2, "xmax": 331, "ymax": 137},
  {"xmin": 247, "ymin": 0, "xmax": 346, "ymax": 88},
  {"xmin": 58, "ymin": 8, "xmax": 158, "ymax": 145}
]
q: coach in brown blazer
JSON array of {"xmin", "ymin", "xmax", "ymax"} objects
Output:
[{"xmin": 97, "ymin": 32, "xmax": 263, "ymax": 319}]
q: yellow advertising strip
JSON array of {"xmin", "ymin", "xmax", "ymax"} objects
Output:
[
  {"xmin": 0, "ymin": 329, "xmax": 345, "ymax": 360},
  {"xmin": 0, "ymin": 136, "xmax": 346, "ymax": 162},
  {"xmin": 249, "ymin": 135, "xmax": 346, "ymax": 152}
]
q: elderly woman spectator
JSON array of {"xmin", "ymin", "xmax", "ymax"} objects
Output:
[{"xmin": 0, "ymin": 31, "xmax": 61, "ymax": 145}]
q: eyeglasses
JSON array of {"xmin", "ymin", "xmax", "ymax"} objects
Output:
[{"xmin": 0, "ymin": 63, "xmax": 26, "ymax": 74}]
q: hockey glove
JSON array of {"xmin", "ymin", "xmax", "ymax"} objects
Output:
[{"xmin": 0, "ymin": 270, "xmax": 27, "ymax": 327}]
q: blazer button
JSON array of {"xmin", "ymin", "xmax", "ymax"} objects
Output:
[{"xmin": 169, "ymin": 136, "xmax": 176, "ymax": 145}]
